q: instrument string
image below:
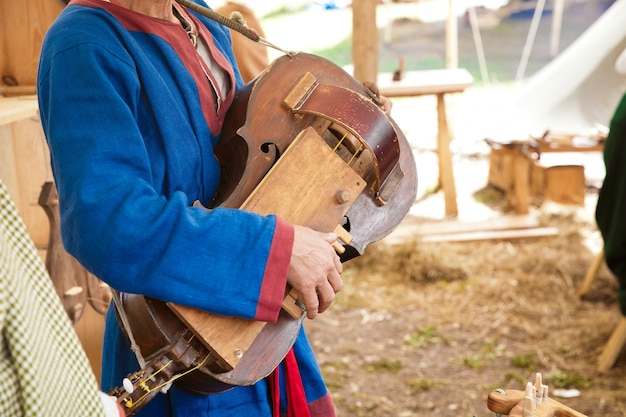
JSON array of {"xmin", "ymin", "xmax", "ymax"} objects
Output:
[
  {"xmin": 333, "ymin": 131, "xmax": 364, "ymax": 168},
  {"xmin": 174, "ymin": 0, "xmax": 295, "ymax": 56},
  {"xmin": 332, "ymin": 132, "xmax": 347, "ymax": 153},
  {"xmin": 123, "ymin": 347, "xmax": 214, "ymax": 409},
  {"xmin": 347, "ymin": 144, "xmax": 364, "ymax": 168}
]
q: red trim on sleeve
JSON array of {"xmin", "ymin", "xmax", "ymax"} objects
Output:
[
  {"xmin": 307, "ymin": 393, "xmax": 336, "ymax": 417},
  {"xmin": 255, "ymin": 216, "xmax": 293, "ymax": 321}
]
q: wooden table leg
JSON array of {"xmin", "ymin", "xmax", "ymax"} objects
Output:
[
  {"xmin": 436, "ymin": 93, "xmax": 458, "ymax": 217},
  {"xmin": 513, "ymin": 152, "xmax": 530, "ymax": 214},
  {"xmin": 578, "ymin": 248, "xmax": 604, "ymax": 299},
  {"xmin": 598, "ymin": 316, "xmax": 626, "ymax": 373}
]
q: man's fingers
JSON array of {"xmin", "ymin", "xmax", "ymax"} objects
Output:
[
  {"xmin": 329, "ymin": 256, "xmax": 343, "ymax": 293},
  {"xmin": 288, "ymin": 226, "xmax": 346, "ymax": 319},
  {"xmin": 300, "ymin": 287, "xmax": 319, "ymax": 319},
  {"xmin": 316, "ymin": 282, "xmax": 337, "ymax": 315}
]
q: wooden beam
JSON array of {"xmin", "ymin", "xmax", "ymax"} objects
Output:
[
  {"xmin": 352, "ymin": 0, "xmax": 378, "ymax": 83},
  {"xmin": 401, "ymin": 215, "xmax": 541, "ymax": 236},
  {"xmin": 377, "ymin": 68, "xmax": 473, "ymax": 97},
  {"xmin": 383, "ymin": 215, "xmax": 558, "ymax": 245},
  {"xmin": 445, "ymin": 0, "xmax": 458, "ymax": 69},
  {"xmin": 419, "ymin": 227, "xmax": 558, "ymax": 243}
]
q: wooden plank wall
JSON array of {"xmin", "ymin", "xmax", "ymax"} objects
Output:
[
  {"xmin": 0, "ymin": 0, "xmax": 63, "ymax": 86},
  {"xmin": 0, "ymin": 115, "xmax": 52, "ymax": 248},
  {"xmin": 1, "ymin": 0, "xmax": 107, "ymax": 384}
]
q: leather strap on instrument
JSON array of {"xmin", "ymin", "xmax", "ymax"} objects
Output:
[
  {"xmin": 111, "ymin": 289, "xmax": 147, "ymax": 369},
  {"xmin": 283, "ymin": 72, "xmax": 401, "ymax": 201}
]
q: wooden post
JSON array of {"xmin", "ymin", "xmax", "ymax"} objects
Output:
[
  {"xmin": 442, "ymin": 0, "xmax": 458, "ymax": 216},
  {"xmin": 352, "ymin": 0, "xmax": 378, "ymax": 83},
  {"xmin": 445, "ymin": 0, "xmax": 458, "ymax": 69},
  {"xmin": 436, "ymin": 93, "xmax": 457, "ymax": 217},
  {"xmin": 550, "ymin": 0, "xmax": 565, "ymax": 57}
]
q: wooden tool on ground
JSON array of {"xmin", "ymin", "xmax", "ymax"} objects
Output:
[
  {"xmin": 488, "ymin": 373, "xmax": 587, "ymax": 417},
  {"xmin": 109, "ymin": 53, "xmax": 417, "ymax": 415}
]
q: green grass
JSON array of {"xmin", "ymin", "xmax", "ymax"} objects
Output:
[
  {"xmin": 404, "ymin": 326, "xmax": 445, "ymax": 348},
  {"xmin": 511, "ymin": 353, "xmax": 539, "ymax": 369},
  {"xmin": 364, "ymin": 358, "xmax": 403, "ymax": 373},
  {"xmin": 547, "ymin": 372, "xmax": 592, "ymax": 390},
  {"xmin": 406, "ymin": 376, "xmax": 444, "ymax": 394}
]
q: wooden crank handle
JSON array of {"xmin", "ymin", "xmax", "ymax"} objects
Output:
[{"xmin": 331, "ymin": 224, "xmax": 352, "ymax": 254}]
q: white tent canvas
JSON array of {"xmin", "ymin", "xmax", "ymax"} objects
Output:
[{"xmin": 509, "ymin": 0, "xmax": 626, "ymax": 135}]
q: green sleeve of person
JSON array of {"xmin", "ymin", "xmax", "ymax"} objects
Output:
[{"xmin": 596, "ymin": 93, "xmax": 626, "ymax": 316}]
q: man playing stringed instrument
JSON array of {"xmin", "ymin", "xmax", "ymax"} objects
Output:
[{"xmin": 37, "ymin": 0, "xmax": 400, "ymax": 416}]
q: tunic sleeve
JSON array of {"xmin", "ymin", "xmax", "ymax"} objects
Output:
[
  {"xmin": 37, "ymin": 7, "xmax": 290, "ymax": 321},
  {"xmin": 596, "ymin": 93, "xmax": 626, "ymax": 316}
]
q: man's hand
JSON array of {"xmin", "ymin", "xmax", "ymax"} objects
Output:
[
  {"xmin": 287, "ymin": 225, "xmax": 343, "ymax": 319},
  {"xmin": 100, "ymin": 392, "xmax": 126, "ymax": 416},
  {"xmin": 380, "ymin": 95, "xmax": 393, "ymax": 114}
]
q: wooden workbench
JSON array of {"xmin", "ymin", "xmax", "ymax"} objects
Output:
[
  {"xmin": 377, "ymin": 68, "xmax": 474, "ymax": 217},
  {"xmin": 486, "ymin": 132, "xmax": 605, "ymax": 213}
]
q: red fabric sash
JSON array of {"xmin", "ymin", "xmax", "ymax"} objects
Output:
[{"xmin": 271, "ymin": 348, "xmax": 311, "ymax": 417}]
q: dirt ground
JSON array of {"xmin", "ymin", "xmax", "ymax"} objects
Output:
[
  {"xmin": 304, "ymin": 106, "xmax": 626, "ymax": 416},
  {"xmin": 305, "ymin": 202, "xmax": 626, "ymax": 417},
  {"xmin": 294, "ymin": 2, "xmax": 626, "ymax": 416}
]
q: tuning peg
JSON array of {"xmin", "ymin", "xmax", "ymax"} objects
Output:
[{"xmin": 123, "ymin": 377, "xmax": 134, "ymax": 394}]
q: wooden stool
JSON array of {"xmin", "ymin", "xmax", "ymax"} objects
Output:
[
  {"xmin": 577, "ymin": 247, "xmax": 626, "ymax": 372},
  {"xmin": 377, "ymin": 69, "xmax": 474, "ymax": 217}
]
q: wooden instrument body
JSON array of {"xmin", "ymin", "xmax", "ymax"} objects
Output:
[
  {"xmin": 215, "ymin": 52, "xmax": 417, "ymax": 257},
  {"xmin": 111, "ymin": 53, "xmax": 418, "ymax": 414},
  {"xmin": 169, "ymin": 126, "xmax": 366, "ymax": 372},
  {"xmin": 108, "ymin": 292, "xmax": 302, "ymax": 411}
]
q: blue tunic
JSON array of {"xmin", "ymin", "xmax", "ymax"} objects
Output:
[{"xmin": 37, "ymin": 1, "xmax": 335, "ymax": 415}]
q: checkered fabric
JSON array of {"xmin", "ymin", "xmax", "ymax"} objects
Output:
[{"xmin": 0, "ymin": 179, "xmax": 106, "ymax": 417}]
